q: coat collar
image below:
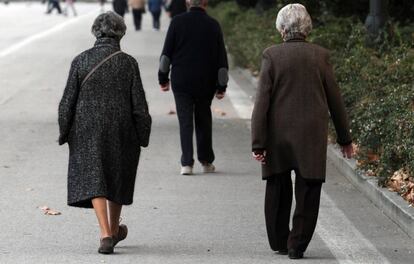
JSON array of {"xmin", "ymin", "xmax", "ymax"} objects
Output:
[
  {"xmin": 189, "ymin": 7, "xmax": 206, "ymax": 13},
  {"xmin": 284, "ymin": 32, "xmax": 307, "ymax": 43},
  {"xmin": 94, "ymin": 37, "xmax": 121, "ymax": 49}
]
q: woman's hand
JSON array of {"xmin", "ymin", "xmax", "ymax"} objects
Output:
[
  {"xmin": 216, "ymin": 91, "xmax": 225, "ymax": 100},
  {"xmin": 340, "ymin": 144, "xmax": 354, "ymax": 159},
  {"xmin": 252, "ymin": 150, "xmax": 266, "ymax": 164},
  {"xmin": 160, "ymin": 82, "xmax": 170, "ymax": 92}
]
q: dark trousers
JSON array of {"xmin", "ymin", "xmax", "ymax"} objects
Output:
[
  {"xmin": 151, "ymin": 11, "xmax": 161, "ymax": 29},
  {"xmin": 265, "ymin": 171, "xmax": 322, "ymax": 253},
  {"xmin": 47, "ymin": 0, "xmax": 62, "ymax": 14},
  {"xmin": 173, "ymin": 92, "xmax": 215, "ymax": 166},
  {"xmin": 132, "ymin": 9, "xmax": 143, "ymax": 30}
]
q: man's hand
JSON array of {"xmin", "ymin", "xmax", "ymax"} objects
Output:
[
  {"xmin": 252, "ymin": 150, "xmax": 266, "ymax": 165},
  {"xmin": 160, "ymin": 82, "xmax": 170, "ymax": 92},
  {"xmin": 340, "ymin": 144, "xmax": 354, "ymax": 159},
  {"xmin": 216, "ymin": 91, "xmax": 225, "ymax": 100}
]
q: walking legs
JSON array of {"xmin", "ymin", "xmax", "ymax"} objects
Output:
[
  {"xmin": 92, "ymin": 198, "xmax": 123, "ymax": 238},
  {"xmin": 264, "ymin": 172, "xmax": 293, "ymax": 251},
  {"xmin": 92, "ymin": 197, "xmax": 112, "ymax": 238},
  {"xmin": 108, "ymin": 200, "xmax": 123, "ymax": 236}
]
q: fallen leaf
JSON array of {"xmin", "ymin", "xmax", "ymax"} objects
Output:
[
  {"xmin": 39, "ymin": 205, "xmax": 61, "ymax": 216},
  {"xmin": 45, "ymin": 209, "xmax": 61, "ymax": 216},
  {"xmin": 168, "ymin": 110, "xmax": 176, "ymax": 115}
]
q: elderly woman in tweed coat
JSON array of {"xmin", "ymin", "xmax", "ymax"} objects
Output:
[
  {"xmin": 58, "ymin": 12, "xmax": 151, "ymax": 254},
  {"xmin": 251, "ymin": 4, "xmax": 354, "ymax": 259}
]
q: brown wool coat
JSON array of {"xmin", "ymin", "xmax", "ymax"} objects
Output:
[{"xmin": 251, "ymin": 38, "xmax": 352, "ymax": 182}]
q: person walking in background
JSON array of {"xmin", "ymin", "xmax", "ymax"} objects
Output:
[
  {"xmin": 158, "ymin": 0, "xmax": 228, "ymax": 175},
  {"xmin": 58, "ymin": 11, "xmax": 151, "ymax": 254},
  {"xmin": 129, "ymin": 0, "xmax": 146, "ymax": 30},
  {"xmin": 113, "ymin": 0, "xmax": 128, "ymax": 17},
  {"xmin": 63, "ymin": 0, "xmax": 77, "ymax": 16},
  {"xmin": 46, "ymin": 0, "xmax": 62, "ymax": 14},
  {"xmin": 251, "ymin": 4, "xmax": 354, "ymax": 260},
  {"xmin": 99, "ymin": 0, "xmax": 106, "ymax": 12},
  {"xmin": 166, "ymin": 0, "xmax": 186, "ymax": 18},
  {"xmin": 148, "ymin": 0, "xmax": 164, "ymax": 30}
]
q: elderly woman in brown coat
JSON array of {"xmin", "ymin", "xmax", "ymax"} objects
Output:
[
  {"xmin": 251, "ymin": 4, "xmax": 353, "ymax": 259},
  {"xmin": 59, "ymin": 12, "xmax": 151, "ymax": 254}
]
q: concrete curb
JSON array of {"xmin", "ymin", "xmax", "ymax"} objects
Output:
[
  {"xmin": 327, "ymin": 145, "xmax": 414, "ymax": 240},
  {"xmin": 229, "ymin": 64, "xmax": 414, "ymax": 240}
]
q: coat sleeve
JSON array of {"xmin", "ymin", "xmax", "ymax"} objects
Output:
[
  {"xmin": 323, "ymin": 53, "xmax": 352, "ymax": 146},
  {"xmin": 216, "ymin": 25, "xmax": 229, "ymax": 93},
  {"xmin": 131, "ymin": 59, "xmax": 152, "ymax": 147},
  {"xmin": 158, "ymin": 19, "xmax": 175, "ymax": 85},
  {"xmin": 58, "ymin": 59, "xmax": 80, "ymax": 145},
  {"xmin": 251, "ymin": 52, "xmax": 273, "ymax": 151}
]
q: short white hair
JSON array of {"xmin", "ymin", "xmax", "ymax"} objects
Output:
[{"xmin": 275, "ymin": 4, "xmax": 312, "ymax": 38}]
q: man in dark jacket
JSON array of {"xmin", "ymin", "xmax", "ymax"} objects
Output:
[{"xmin": 158, "ymin": 0, "xmax": 228, "ymax": 175}]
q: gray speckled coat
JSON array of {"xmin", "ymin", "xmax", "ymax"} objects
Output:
[{"xmin": 58, "ymin": 37, "xmax": 151, "ymax": 208}]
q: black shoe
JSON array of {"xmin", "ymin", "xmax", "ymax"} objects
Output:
[
  {"xmin": 275, "ymin": 248, "xmax": 288, "ymax": 255},
  {"xmin": 98, "ymin": 237, "xmax": 114, "ymax": 254},
  {"xmin": 113, "ymin": 224, "xmax": 128, "ymax": 246},
  {"xmin": 288, "ymin": 249, "xmax": 304, "ymax": 259}
]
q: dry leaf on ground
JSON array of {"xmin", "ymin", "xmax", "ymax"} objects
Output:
[{"xmin": 39, "ymin": 205, "xmax": 61, "ymax": 216}]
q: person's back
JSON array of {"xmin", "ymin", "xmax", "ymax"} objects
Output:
[
  {"xmin": 264, "ymin": 41, "xmax": 330, "ymax": 127},
  {"xmin": 161, "ymin": 7, "xmax": 227, "ymax": 97},
  {"xmin": 158, "ymin": 0, "xmax": 228, "ymax": 175},
  {"xmin": 148, "ymin": 0, "xmax": 163, "ymax": 13}
]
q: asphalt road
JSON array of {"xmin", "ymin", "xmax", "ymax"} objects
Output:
[{"xmin": 0, "ymin": 2, "xmax": 413, "ymax": 264}]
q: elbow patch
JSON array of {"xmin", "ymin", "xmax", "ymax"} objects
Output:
[
  {"xmin": 218, "ymin": 68, "xmax": 229, "ymax": 86},
  {"xmin": 159, "ymin": 55, "xmax": 171, "ymax": 73}
]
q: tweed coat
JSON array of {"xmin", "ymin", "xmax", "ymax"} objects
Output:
[
  {"xmin": 58, "ymin": 37, "xmax": 151, "ymax": 208},
  {"xmin": 251, "ymin": 37, "xmax": 352, "ymax": 182}
]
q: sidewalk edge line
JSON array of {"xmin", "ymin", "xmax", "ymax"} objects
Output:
[{"xmin": 327, "ymin": 145, "xmax": 414, "ymax": 240}]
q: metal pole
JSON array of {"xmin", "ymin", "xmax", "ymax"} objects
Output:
[{"xmin": 365, "ymin": 0, "xmax": 389, "ymax": 38}]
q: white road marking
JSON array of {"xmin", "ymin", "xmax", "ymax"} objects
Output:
[
  {"xmin": 226, "ymin": 75, "xmax": 390, "ymax": 263},
  {"xmin": 0, "ymin": 9, "xmax": 98, "ymax": 106},
  {"xmin": 0, "ymin": 10, "xmax": 97, "ymax": 59},
  {"xmin": 226, "ymin": 76, "xmax": 254, "ymax": 120},
  {"xmin": 317, "ymin": 192, "xmax": 390, "ymax": 264}
]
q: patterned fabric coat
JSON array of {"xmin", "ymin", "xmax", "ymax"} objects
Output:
[
  {"xmin": 58, "ymin": 37, "xmax": 151, "ymax": 208},
  {"xmin": 251, "ymin": 36, "xmax": 352, "ymax": 182}
]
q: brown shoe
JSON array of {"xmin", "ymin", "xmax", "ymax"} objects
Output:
[
  {"xmin": 98, "ymin": 237, "xmax": 114, "ymax": 254},
  {"xmin": 113, "ymin": 224, "xmax": 128, "ymax": 246}
]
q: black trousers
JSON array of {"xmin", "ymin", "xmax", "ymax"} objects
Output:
[
  {"xmin": 265, "ymin": 171, "xmax": 322, "ymax": 253},
  {"xmin": 47, "ymin": 0, "xmax": 62, "ymax": 14},
  {"xmin": 173, "ymin": 92, "xmax": 215, "ymax": 166},
  {"xmin": 132, "ymin": 9, "xmax": 143, "ymax": 30},
  {"xmin": 151, "ymin": 11, "xmax": 161, "ymax": 29}
]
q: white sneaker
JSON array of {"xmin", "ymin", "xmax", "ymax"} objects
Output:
[
  {"xmin": 181, "ymin": 166, "xmax": 193, "ymax": 175},
  {"xmin": 202, "ymin": 163, "xmax": 215, "ymax": 173}
]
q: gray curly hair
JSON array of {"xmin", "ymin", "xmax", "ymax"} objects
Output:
[
  {"xmin": 91, "ymin": 11, "xmax": 126, "ymax": 40},
  {"xmin": 276, "ymin": 4, "xmax": 312, "ymax": 40}
]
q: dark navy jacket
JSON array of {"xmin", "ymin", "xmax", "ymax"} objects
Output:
[{"xmin": 158, "ymin": 7, "xmax": 228, "ymax": 98}]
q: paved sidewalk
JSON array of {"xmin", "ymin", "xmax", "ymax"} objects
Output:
[{"xmin": 0, "ymin": 3, "xmax": 413, "ymax": 263}]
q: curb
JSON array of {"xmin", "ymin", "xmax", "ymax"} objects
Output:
[
  {"xmin": 328, "ymin": 145, "xmax": 414, "ymax": 239},
  {"xmin": 229, "ymin": 66, "xmax": 414, "ymax": 240}
]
